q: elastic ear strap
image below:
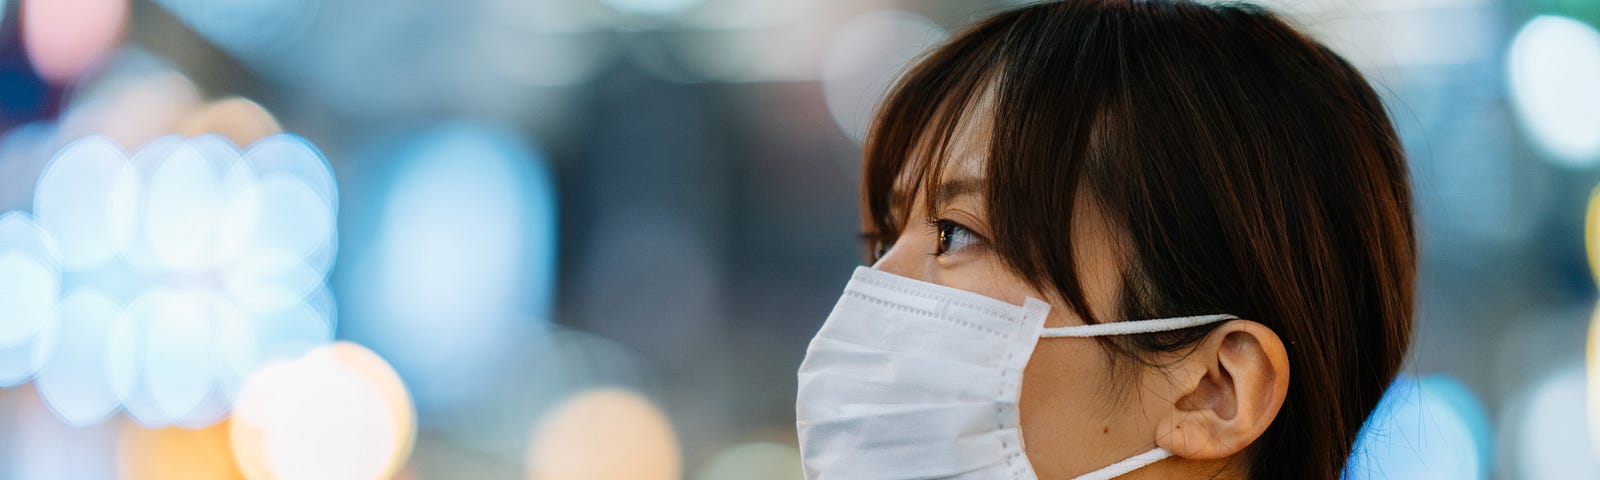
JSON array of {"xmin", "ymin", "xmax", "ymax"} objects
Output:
[
  {"xmin": 1070, "ymin": 447, "xmax": 1172, "ymax": 480},
  {"xmin": 1040, "ymin": 314, "xmax": 1238, "ymax": 338}
]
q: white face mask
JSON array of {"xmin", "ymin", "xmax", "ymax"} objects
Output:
[{"xmin": 796, "ymin": 266, "xmax": 1237, "ymax": 480}]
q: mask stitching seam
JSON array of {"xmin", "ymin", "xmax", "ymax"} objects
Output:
[
  {"xmin": 845, "ymin": 290, "xmax": 1010, "ymax": 339},
  {"xmin": 998, "ymin": 346, "xmax": 1015, "ymax": 478},
  {"xmin": 1004, "ymin": 306, "xmax": 1042, "ymax": 479},
  {"xmin": 854, "ymin": 275, "xmax": 1022, "ymax": 325}
]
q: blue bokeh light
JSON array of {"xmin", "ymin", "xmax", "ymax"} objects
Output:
[
  {"xmin": 1347, "ymin": 374, "xmax": 1489, "ymax": 479},
  {"xmin": 601, "ymin": 0, "xmax": 704, "ymax": 16},
  {"xmin": 249, "ymin": 289, "xmax": 336, "ymax": 366},
  {"xmin": 16, "ymin": 133, "xmax": 342, "ymax": 427},
  {"xmin": 442, "ymin": 327, "xmax": 646, "ymax": 456},
  {"xmin": 1507, "ymin": 15, "xmax": 1600, "ymax": 166},
  {"xmin": 0, "ymin": 212, "xmax": 57, "ymax": 347},
  {"xmin": 32, "ymin": 137, "xmax": 138, "ymax": 271},
  {"xmin": 151, "ymin": 0, "xmax": 317, "ymax": 62},
  {"xmin": 344, "ymin": 122, "xmax": 557, "ymax": 415},
  {"xmin": 34, "ymin": 289, "xmax": 128, "ymax": 426},
  {"xmin": 0, "ymin": 211, "xmax": 58, "ymax": 386},
  {"xmin": 1512, "ymin": 364, "xmax": 1599, "ymax": 479},
  {"xmin": 129, "ymin": 287, "xmax": 217, "ymax": 424},
  {"xmin": 242, "ymin": 134, "xmax": 338, "ymax": 274},
  {"xmin": 140, "ymin": 142, "xmax": 227, "ymax": 273}
]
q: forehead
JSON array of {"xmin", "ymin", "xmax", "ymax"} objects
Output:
[{"xmin": 892, "ymin": 85, "xmax": 997, "ymax": 199}]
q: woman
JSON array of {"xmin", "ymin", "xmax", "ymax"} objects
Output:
[{"xmin": 796, "ymin": 1, "xmax": 1414, "ymax": 479}]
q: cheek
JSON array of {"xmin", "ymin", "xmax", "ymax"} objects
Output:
[
  {"xmin": 1018, "ymin": 339, "xmax": 1147, "ymax": 478},
  {"xmin": 935, "ymin": 258, "xmax": 1034, "ymax": 306}
]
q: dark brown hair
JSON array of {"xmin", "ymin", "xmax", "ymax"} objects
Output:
[{"xmin": 860, "ymin": 1, "xmax": 1415, "ymax": 478}]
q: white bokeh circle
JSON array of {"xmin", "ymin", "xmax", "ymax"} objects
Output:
[
  {"xmin": 34, "ymin": 289, "xmax": 130, "ymax": 426},
  {"xmin": 22, "ymin": 133, "xmax": 340, "ymax": 427},
  {"xmin": 821, "ymin": 11, "xmax": 948, "ymax": 144},
  {"xmin": 1508, "ymin": 16, "xmax": 1600, "ymax": 167},
  {"xmin": 0, "ymin": 212, "xmax": 60, "ymax": 386},
  {"xmin": 33, "ymin": 137, "xmax": 139, "ymax": 270}
]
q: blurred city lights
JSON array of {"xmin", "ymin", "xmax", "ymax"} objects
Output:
[
  {"xmin": 1512, "ymin": 364, "xmax": 1600, "ymax": 479},
  {"xmin": 695, "ymin": 442, "xmax": 802, "ymax": 480},
  {"xmin": 12, "ymin": 132, "xmax": 339, "ymax": 427},
  {"xmin": 118, "ymin": 421, "xmax": 245, "ymax": 480},
  {"xmin": 1592, "ymin": 307, "xmax": 1600, "ymax": 459},
  {"xmin": 345, "ymin": 122, "xmax": 556, "ymax": 415},
  {"xmin": 129, "ymin": 287, "xmax": 222, "ymax": 424},
  {"xmin": 1417, "ymin": 376, "xmax": 1494, "ymax": 475},
  {"xmin": 0, "ymin": 1, "xmax": 1589, "ymax": 478},
  {"xmin": 151, "ymin": 0, "xmax": 317, "ymax": 63},
  {"xmin": 670, "ymin": 0, "xmax": 828, "ymax": 83},
  {"xmin": 474, "ymin": 0, "xmax": 615, "ymax": 91},
  {"xmin": 440, "ymin": 327, "xmax": 647, "ymax": 457},
  {"xmin": 1253, "ymin": 0, "xmax": 1498, "ymax": 68},
  {"xmin": 0, "ymin": 211, "xmax": 58, "ymax": 387},
  {"xmin": 820, "ymin": 11, "xmax": 947, "ymax": 144},
  {"xmin": 1346, "ymin": 374, "xmax": 1488, "ymax": 479},
  {"xmin": 0, "ymin": 247, "xmax": 56, "ymax": 345},
  {"xmin": 329, "ymin": 342, "xmax": 417, "ymax": 464},
  {"xmin": 141, "ymin": 142, "xmax": 229, "ymax": 272},
  {"xmin": 230, "ymin": 342, "xmax": 415, "ymax": 480},
  {"xmin": 1589, "ymin": 183, "xmax": 1600, "ymax": 285},
  {"xmin": 58, "ymin": 50, "xmax": 201, "ymax": 149},
  {"xmin": 1508, "ymin": 15, "xmax": 1600, "ymax": 167},
  {"xmin": 526, "ymin": 388, "xmax": 680, "ymax": 480},
  {"xmin": 34, "ymin": 289, "xmax": 129, "ymax": 426},
  {"xmin": 244, "ymin": 290, "xmax": 335, "ymax": 367},
  {"xmin": 2, "ymin": 387, "xmax": 121, "ymax": 479},
  {"xmin": 601, "ymin": 0, "xmax": 704, "ymax": 17},
  {"xmin": 0, "ymin": 211, "xmax": 56, "ymax": 345},
  {"xmin": 176, "ymin": 98, "xmax": 283, "ymax": 146},
  {"xmin": 32, "ymin": 136, "xmax": 138, "ymax": 270},
  {"xmin": 20, "ymin": 0, "xmax": 128, "ymax": 84}
]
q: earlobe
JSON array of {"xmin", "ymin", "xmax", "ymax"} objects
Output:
[{"xmin": 1152, "ymin": 320, "xmax": 1290, "ymax": 461}]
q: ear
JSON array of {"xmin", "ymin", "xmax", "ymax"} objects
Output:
[{"xmin": 1149, "ymin": 320, "xmax": 1289, "ymax": 460}]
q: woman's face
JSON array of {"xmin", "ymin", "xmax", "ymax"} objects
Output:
[{"xmin": 871, "ymin": 103, "xmax": 1179, "ymax": 478}]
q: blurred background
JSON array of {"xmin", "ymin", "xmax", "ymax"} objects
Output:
[{"xmin": 0, "ymin": 0, "xmax": 1595, "ymax": 479}]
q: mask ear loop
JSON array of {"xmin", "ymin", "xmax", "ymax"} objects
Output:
[
  {"xmin": 1039, "ymin": 314, "xmax": 1238, "ymax": 338},
  {"xmin": 1038, "ymin": 314, "xmax": 1238, "ymax": 478},
  {"xmin": 1070, "ymin": 447, "xmax": 1173, "ymax": 480}
]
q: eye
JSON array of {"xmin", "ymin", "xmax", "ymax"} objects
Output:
[{"xmin": 933, "ymin": 219, "xmax": 982, "ymax": 256}]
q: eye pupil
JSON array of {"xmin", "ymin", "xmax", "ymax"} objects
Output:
[{"xmin": 936, "ymin": 223, "xmax": 953, "ymax": 254}]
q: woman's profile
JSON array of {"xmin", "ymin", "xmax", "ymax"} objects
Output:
[{"xmin": 796, "ymin": 1, "xmax": 1415, "ymax": 479}]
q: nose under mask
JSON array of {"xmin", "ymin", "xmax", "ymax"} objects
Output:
[{"xmin": 795, "ymin": 266, "xmax": 1237, "ymax": 480}]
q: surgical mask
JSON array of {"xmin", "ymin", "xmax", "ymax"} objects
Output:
[{"xmin": 796, "ymin": 266, "xmax": 1237, "ymax": 480}]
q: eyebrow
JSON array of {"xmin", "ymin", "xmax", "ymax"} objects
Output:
[
  {"xmin": 934, "ymin": 178, "xmax": 983, "ymax": 209},
  {"xmin": 887, "ymin": 177, "xmax": 983, "ymax": 211}
]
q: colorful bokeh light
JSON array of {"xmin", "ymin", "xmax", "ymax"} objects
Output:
[
  {"xmin": 345, "ymin": 122, "xmax": 556, "ymax": 415},
  {"xmin": 1508, "ymin": 15, "xmax": 1600, "ymax": 166},
  {"xmin": 9, "ymin": 132, "xmax": 339, "ymax": 427},
  {"xmin": 230, "ymin": 342, "xmax": 415, "ymax": 480},
  {"xmin": 1347, "ymin": 374, "xmax": 1489, "ymax": 479},
  {"xmin": 526, "ymin": 388, "xmax": 680, "ymax": 480},
  {"xmin": 21, "ymin": 0, "xmax": 128, "ymax": 83},
  {"xmin": 820, "ymin": 10, "xmax": 947, "ymax": 144}
]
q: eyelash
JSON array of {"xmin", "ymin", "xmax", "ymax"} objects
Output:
[
  {"xmin": 861, "ymin": 219, "xmax": 985, "ymax": 262},
  {"xmin": 928, "ymin": 219, "xmax": 983, "ymax": 257}
]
